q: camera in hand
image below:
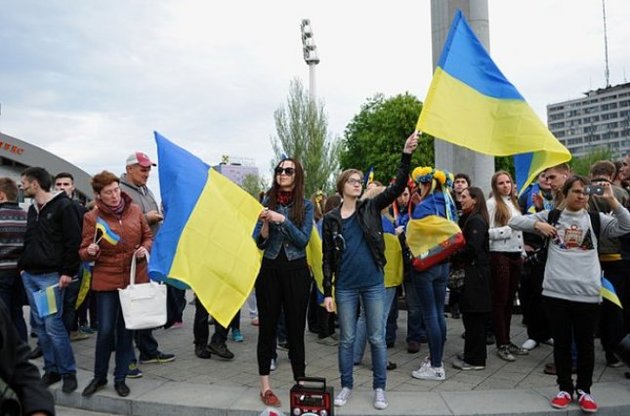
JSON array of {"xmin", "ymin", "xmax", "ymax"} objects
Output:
[{"xmin": 585, "ymin": 185, "xmax": 603, "ymax": 196}]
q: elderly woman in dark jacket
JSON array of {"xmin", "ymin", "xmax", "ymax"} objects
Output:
[
  {"xmin": 79, "ymin": 171, "xmax": 152, "ymax": 398},
  {"xmin": 451, "ymin": 187, "xmax": 491, "ymax": 371}
]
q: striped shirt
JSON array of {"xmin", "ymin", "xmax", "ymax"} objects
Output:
[{"xmin": 0, "ymin": 202, "xmax": 27, "ymax": 272}]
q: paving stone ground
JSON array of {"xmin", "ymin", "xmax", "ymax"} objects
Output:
[{"xmin": 33, "ymin": 290, "xmax": 630, "ymax": 415}]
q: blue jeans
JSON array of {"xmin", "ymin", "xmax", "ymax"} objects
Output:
[
  {"xmin": 22, "ymin": 272, "xmax": 76, "ymax": 375},
  {"xmin": 336, "ymin": 284, "xmax": 387, "ymax": 390},
  {"xmin": 410, "ymin": 263, "xmax": 449, "ymax": 367},
  {"xmin": 353, "ymin": 286, "xmax": 396, "ymax": 364},
  {"xmin": 404, "ymin": 279, "xmax": 427, "ymax": 343},
  {"xmin": 95, "ymin": 291, "xmax": 134, "ymax": 382}
]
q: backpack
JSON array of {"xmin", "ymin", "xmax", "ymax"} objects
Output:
[{"xmin": 525, "ymin": 209, "xmax": 600, "ymax": 267}]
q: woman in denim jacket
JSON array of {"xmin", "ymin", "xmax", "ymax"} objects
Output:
[{"xmin": 252, "ymin": 158, "xmax": 313, "ymax": 408}]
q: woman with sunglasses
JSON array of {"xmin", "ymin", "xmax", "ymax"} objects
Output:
[
  {"xmin": 322, "ymin": 132, "xmax": 418, "ymax": 410},
  {"xmin": 252, "ymin": 159, "xmax": 313, "ymax": 407}
]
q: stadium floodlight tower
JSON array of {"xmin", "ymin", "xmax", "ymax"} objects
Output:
[{"xmin": 300, "ymin": 19, "xmax": 320, "ymax": 102}]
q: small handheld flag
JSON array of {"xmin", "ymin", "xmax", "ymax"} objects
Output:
[
  {"xmin": 33, "ymin": 285, "xmax": 58, "ymax": 317},
  {"xmin": 364, "ymin": 166, "xmax": 375, "ymax": 187},
  {"xmin": 601, "ymin": 274, "xmax": 623, "ymax": 308},
  {"xmin": 95, "ymin": 217, "xmax": 121, "ymax": 245}
]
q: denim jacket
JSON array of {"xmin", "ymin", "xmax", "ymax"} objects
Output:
[{"xmin": 252, "ymin": 199, "xmax": 314, "ymax": 261}]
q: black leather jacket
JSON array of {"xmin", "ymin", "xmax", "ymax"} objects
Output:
[{"xmin": 322, "ymin": 152, "xmax": 411, "ymax": 297}]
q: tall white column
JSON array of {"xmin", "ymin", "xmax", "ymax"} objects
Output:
[{"xmin": 430, "ymin": 0, "xmax": 494, "ymax": 192}]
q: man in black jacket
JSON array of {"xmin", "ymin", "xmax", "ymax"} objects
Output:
[
  {"xmin": 18, "ymin": 167, "xmax": 81, "ymax": 394},
  {"xmin": 0, "ymin": 300, "xmax": 54, "ymax": 415}
]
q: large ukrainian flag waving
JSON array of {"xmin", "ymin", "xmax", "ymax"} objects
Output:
[
  {"xmin": 417, "ymin": 10, "xmax": 570, "ymax": 192},
  {"xmin": 149, "ymin": 132, "xmax": 262, "ymax": 327}
]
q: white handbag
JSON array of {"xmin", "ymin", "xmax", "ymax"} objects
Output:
[{"xmin": 118, "ymin": 254, "xmax": 167, "ymax": 330}]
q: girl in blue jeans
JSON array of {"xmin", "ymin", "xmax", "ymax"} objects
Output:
[
  {"xmin": 408, "ymin": 167, "xmax": 457, "ymax": 381},
  {"xmin": 322, "ymin": 132, "xmax": 418, "ymax": 410}
]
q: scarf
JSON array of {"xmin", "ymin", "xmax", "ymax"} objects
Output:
[
  {"xmin": 109, "ymin": 198, "xmax": 126, "ymax": 218},
  {"xmin": 277, "ymin": 191, "xmax": 293, "ymax": 206}
]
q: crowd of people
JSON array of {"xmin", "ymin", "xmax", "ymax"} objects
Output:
[{"xmin": 1, "ymin": 140, "xmax": 630, "ymax": 415}]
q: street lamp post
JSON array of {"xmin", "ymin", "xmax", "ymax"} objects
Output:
[{"xmin": 300, "ymin": 19, "xmax": 320, "ymax": 102}]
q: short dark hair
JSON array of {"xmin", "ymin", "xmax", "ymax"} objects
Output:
[
  {"xmin": 561, "ymin": 175, "xmax": 590, "ymax": 197},
  {"xmin": 454, "ymin": 173, "xmax": 471, "ymax": 187},
  {"xmin": 589, "ymin": 160, "xmax": 615, "ymax": 179},
  {"xmin": 54, "ymin": 172, "xmax": 75, "ymax": 182},
  {"xmin": 0, "ymin": 177, "xmax": 19, "ymax": 201},
  {"xmin": 91, "ymin": 171, "xmax": 119, "ymax": 194},
  {"xmin": 21, "ymin": 167, "xmax": 52, "ymax": 191}
]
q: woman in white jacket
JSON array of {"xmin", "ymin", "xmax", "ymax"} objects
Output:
[{"xmin": 486, "ymin": 171, "xmax": 528, "ymax": 362}]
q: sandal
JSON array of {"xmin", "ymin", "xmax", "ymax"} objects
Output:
[{"xmin": 260, "ymin": 389, "xmax": 281, "ymax": 407}]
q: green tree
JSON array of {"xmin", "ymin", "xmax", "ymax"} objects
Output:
[
  {"xmin": 271, "ymin": 78, "xmax": 340, "ymax": 195},
  {"xmin": 340, "ymin": 93, "xmax": 433, "ymax": 183},
  {"xmin": 240, "ymin": 173, "xmax": 268, "ymax": 199},
  {"xmin": 569, "ymin": 147, "xmax": 613, "ymax": 176},
  {"xmin": 495, "ymin": 156, "xmax": 515, "ymax": 178}
]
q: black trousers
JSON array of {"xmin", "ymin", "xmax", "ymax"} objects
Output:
[
  {"xmin": 255, "ymin": 258, "xmax": 311, "ymax": 379},
  {"xmin": 463, "ymin": 312, "xmax": 489, "ymax": 366},
  {"xmin": 520, "ymin": 262, "xmax": 551, "ymax": 342},
  {"xmin": 193, "ymin": 297, "xmax": 238, "ymax": 345},
  {"xmin": 599, "ymin": 261, "xmax": 630, "ymax": 361},
  {"xmin": 544, "ymin": 296, "xmax": 599, "ymax": 394}
]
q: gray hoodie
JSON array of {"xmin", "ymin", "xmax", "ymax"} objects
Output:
[
  {"xmin": 119, "ymin": 173, "xmax": 162, "ymax": 236},
  {"xmin": 509, "ymin": 206, "xmax": 630, "ymax": 303}
]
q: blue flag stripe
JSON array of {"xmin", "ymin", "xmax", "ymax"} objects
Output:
[
  {"xmin": 149, "ymin": 131, "xmax": 208, "ymax": 286},
  {"xmin": 437, "ymin": 10, "xmax": 523, "ymax": 100}
]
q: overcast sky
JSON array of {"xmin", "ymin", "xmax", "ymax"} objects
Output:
[{"xmin": 1, "ymin": 0, "xmax": 629, "ymax": 195}]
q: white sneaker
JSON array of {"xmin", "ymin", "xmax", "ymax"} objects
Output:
[
  {"xmin": 270, "ymin": 359, "xmax": 276, "ymax": 371},
  {"xmin": 521, "ymin": 339, "xmax": 538, "ymax": 351},
  {"xmin": 334, "ymin": 387, "xmax": 352, "ymax": 407},
  {"xmin": 412, "ymin": 365, "xmax": 446, "ymax": 381},
  {"xmin": 373, "ymin": 388, "xmax": 388, "ymax": 410},
  {"xmin": 542, "ymin": 338, "xmax": 554, "ymax": 346}
]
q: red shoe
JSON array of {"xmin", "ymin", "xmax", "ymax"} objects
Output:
[
  {"xmin": 577, "ymin": 390, "xmax": 598, "ymax": 413},
  {"xmin": 550, "ymin": 391, "xmax": 572, "ymax": 409},
  {"xmin": 260, "ymin": 389, "xmax": 281, "ymax": 407}
]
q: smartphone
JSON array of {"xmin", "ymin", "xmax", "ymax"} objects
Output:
[{"xmin": 586, "ymin": 185, "xmax": 604, "ymax": 196}]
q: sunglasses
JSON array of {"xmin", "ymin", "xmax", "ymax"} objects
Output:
[{"xmin": 275, "ymin": 167, "xmax": 295, "ymax": 176}]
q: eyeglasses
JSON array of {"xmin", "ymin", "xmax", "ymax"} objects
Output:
[
  {"xmin": 346, "ymin": 178, "xmax": 363, "ymax": 186},
  {"xmin": 275, "ymin": 167, "xmax": 295, "ymax": 176}
]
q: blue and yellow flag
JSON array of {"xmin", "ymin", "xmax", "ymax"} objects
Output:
[
  {"xmin": 417, "ymin": 10, "xmax": 571, "ymax": 193},
  {"xmin": 33, "ymin": 285, "xmax": 58, "ymax": 317},
  {"xmin": 95, "ymin": 217, "xmax": 121, "ymax": 245},
  {"xmin": 601, "ymin": 274, "xmax": 622, "ymax": 308},
  {"xmin": 364, "ymin": 166, "xmax": 375, "ymax": 187},
  {"xmin": 75, "ymin": 262, "xmax": 92, "ymax": 308},
  {"xmin": 148, "ymin": 132, "xmax": 263, "ymax": 327}
]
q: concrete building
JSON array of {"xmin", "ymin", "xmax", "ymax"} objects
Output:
[
  {"xmin": 0, "ymin": 131, "xmax": 93, "ymax": 202},
  {"xmin": 213, "ymin": 156, "xmax": 259, "ymax": 186},
  {"xmin": 548, "ymin": 82, "xmax": 630, "ymax": 158}
]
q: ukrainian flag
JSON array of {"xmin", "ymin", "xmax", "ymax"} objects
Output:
[
  {"xmin": 95, "ymin": 217, "xmax": 121, "ymax": 245},
  {"xmin": 417, "ymin": 10, "xmax": 570, "ymax": 192},
  {"xmin": 601, "ymin": 274, "xmax": 623, "ymax": 309},
  {"xmin": 33, "ymin": 285, "xmax": 58, "ymax": 317},
  {"xmin": 148, "ymin": 132, "xmax": 263, "ymax": 327}
]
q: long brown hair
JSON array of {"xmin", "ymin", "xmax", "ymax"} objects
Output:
[
  {"xmin": 266, "ymin": 158, "xmax": 306, "ymax": 226},
  {"xmin": 464, "ymin": 187, "xmax": 489, "ymax": 225},
  {"xmin": 491, "ymin": 170, "xmax": 518, "ymax": 226}
]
